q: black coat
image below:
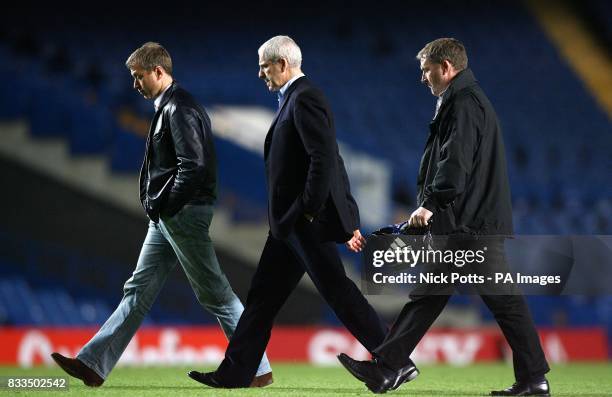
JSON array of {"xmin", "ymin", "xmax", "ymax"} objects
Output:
[
  {"xmin": 417, "ymin": 69, "xmax": 513, "ymax": 235},
  {"xmin": 264, "ymin": 77, "xmax": 359, "ymax": 242},
  {"xmin": 139, "ymin": 82, "xmax": 217, "ymax": 222}
]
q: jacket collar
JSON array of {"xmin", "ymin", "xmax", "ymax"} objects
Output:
[
  {"xmin": 265, "ymin": 76, "xmax": 309, "ymax": 159},
  {"xmin": 154, "ymin": 81, "xmax": 177, "ymax": 114},
  {"xmin": 146, "ymin": 82, "xmax": 177, "ymax": 146},
  {"xmin": 269, "ymin": 76, "xmax": 308, "ymax": 129},
  {"xmin": 432, "ymin": 68, "xmax": 476, "ymax": 123},
  {"xmin": 278, "ymin": 75, "xmax": 307, "ymax": 112},
  {"xmin": 442, "ymin": 68, "xmax": 477, "ymax": 101}
]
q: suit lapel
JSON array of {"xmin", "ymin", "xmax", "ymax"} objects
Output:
[
  {"xmin": 264, "ymin": 95, "xmax": 290, "ymax": 158},
  {"xmin": 264, "ymin": 77, "xmax": 307, "ymax": 160}
]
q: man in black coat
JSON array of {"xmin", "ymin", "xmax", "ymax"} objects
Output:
[
  {"xmin": 338, "ymin": 38, "xmax": 551, "ymax": 396},
  {"xmin": 187, "ymin": 35, "xmax": 403, "ymax": 388},
  {"xmin": 50, "ymin": 42, "xmax": 272, "ymax": 387}
]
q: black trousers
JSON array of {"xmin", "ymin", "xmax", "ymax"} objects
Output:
[
  {"xmin": 216, "ymin": 218, "xmax": 387, "ymax": 387},
  {"xmin": 372, "ymin": 238, "xmax": 550, "ymax": 382}
]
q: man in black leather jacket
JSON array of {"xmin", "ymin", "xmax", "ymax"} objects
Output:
[{"xmin": 50, "ymin": 42, "xmax": 272, "ymax": 388}]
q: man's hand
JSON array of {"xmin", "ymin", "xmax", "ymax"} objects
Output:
[
  {"xmin": 346, "ymin": 229, "xmax": 366, "ymax": 253},
  {"xmin": 409, "ymin": 207, "xmax": 433, "ymax": 228}
]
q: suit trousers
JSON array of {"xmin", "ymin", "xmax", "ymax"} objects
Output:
[
  {"xmin": 372, "ymin": 239, "xmax": 550, "ymax": 382},
  {"xmin": 216, "ymin": 217, "xmax": 387, "ymax": 387},
  {"xmin": 77, "ymin": 205, "xmax": 271, "ymax": 379}
]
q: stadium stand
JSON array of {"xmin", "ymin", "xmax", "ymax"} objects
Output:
[{"xmin": 1, "ymin": 1, "xmax": 609, "ymax": 233}]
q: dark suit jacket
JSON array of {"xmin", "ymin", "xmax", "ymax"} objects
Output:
[
  {"xmin": 139, "ymin": 82, "xmax": 217, "ymax": 222},
  {"xmin": 264, "ymin": 76, "xmax": 359, "ymax": 242}
]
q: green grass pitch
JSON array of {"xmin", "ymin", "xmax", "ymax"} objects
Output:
[{"xmin": 1, "ymin": 363, "xmax": 611, "ymax": 396}]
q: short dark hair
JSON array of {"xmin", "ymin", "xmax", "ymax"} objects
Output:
[
  {"xmin": 125, "ymin": 42, "xmax": 173, "ymax": 75},
  {"xmin": 416, "ymin": 38, "xmax": 468, "ymax": 70}
]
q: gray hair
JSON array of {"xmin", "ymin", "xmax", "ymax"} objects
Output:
[{"xmin": 258, "ymin": 35, "xmax": 302, "ymax": 68}]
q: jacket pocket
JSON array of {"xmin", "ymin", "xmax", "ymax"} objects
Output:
[{"xmin": 152, "ymin": 127, "xmax": 168, "ymax": 142}]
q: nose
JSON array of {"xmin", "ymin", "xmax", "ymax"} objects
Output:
[
  {"xmin": 258, "ymin": 69, "xmax": 265, "ymax": 79},
  {"xmin": 421, "ymin": 72, "xmax": 427, "ymax": 85},
  {"xmin": 133, "ymin": 80, "xmax": 139, "ymax": 90}
]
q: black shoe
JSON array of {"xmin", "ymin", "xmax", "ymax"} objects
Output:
[
  {"xmin": 337, "ymin": 353, "xmax": 419, "ymax": 393},
  {"xmin": 187, "ymin": 371, "xmax": 226, "ymax": 388},
  {"xmin": 491, "ymin": 379, "xmax": 551, "ymax": 396}
]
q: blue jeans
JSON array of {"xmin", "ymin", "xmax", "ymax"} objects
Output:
[{"xmin": 77, "ymin": 205, "xmax": 271, "ymax": 379}]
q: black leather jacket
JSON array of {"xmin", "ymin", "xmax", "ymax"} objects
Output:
[{"xmin": 139, "ymin": 82, "xmax": 217, "ymax": 222}]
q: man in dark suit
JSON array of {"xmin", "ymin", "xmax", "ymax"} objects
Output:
[
  {"xmin": 187, "ymin": 35, "xmax": 416, "ymax": 388},
  {"xmin": 338, "ymin": 38, "xmax": 551, "ymax": 395},
  {"xmin": 50, "ymin": 42, "xmax": 272, "ymax": 387}
]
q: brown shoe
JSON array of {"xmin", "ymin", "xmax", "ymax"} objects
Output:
[
  {"xmin": 51, "ymin": 352, "xmax": 104, "ymax": 387},
  {"xmin": 249, "ymin": 372, "xmax": 273, "ymax": 388}
]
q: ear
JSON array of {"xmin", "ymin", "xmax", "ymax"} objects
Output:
[
  {"xmin": 441, "ymin": 59, "xmax": 454, "ymax": 76},
  {"xmin": 278, "ymin": 58, "xmax": 288, "ymax": 73},
  {"xmin": 154, "ymin": 66, "xmax": 164, "ymax": 79}
]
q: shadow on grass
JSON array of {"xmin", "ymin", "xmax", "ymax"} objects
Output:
[
  {"xmin": 65, "ymin": 385, "xmax": 612, "ymax": 397},
  {"xmin": 237, "ymin": 386, "xmax": 487, "ymax": 395},
  {"xmin": 101, "ymin": 385, "xmax": 205, "ymax": 390}
]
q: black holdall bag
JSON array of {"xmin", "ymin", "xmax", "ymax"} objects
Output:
[{"xmin": 362, "ymin": 221, "xmax": 452, "ymax": 296}]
